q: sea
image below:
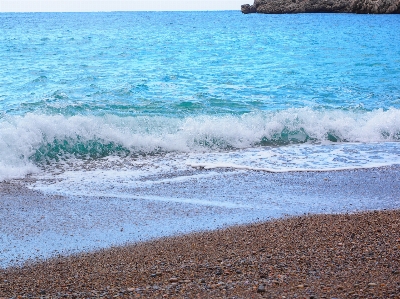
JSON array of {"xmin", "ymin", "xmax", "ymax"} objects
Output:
[{"xmin": 1, "ymin": 11, "xmax": 400, "ymax": 266}]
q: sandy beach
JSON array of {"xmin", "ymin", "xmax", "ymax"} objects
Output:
[{"xmin": 1, "ymin": 210, "xmax": 399, "ymax": 298}]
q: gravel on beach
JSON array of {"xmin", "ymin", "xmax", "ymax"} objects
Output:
[{"xmin": 1, "ymin": 210, "xmax": 399, "ymax": 298}]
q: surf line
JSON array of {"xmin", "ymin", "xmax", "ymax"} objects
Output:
[
  {"xmin": 187, "ymin": 162, "xmax": 398, "ymax": 173},
  {"xmin": 44, "ymin": 190, "xmax": 252, "ymax": 209},
  {"xmin": 128, "ymin": 195, "xmax": 252, "ymax": 208}
]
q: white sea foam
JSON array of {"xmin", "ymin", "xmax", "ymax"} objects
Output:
[
  {"xmin": 1, "ymin": 108, "xmax": 400, "ymax": 181},
  {"xmin": 186, "ymin": 143, "xmax": 400, "ymax": 172},
  {"xmin": 27, "ymin": 142, "xmax": 400, "ymax": 204}
]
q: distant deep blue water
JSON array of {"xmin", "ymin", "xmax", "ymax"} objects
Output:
[{"xmin": 1, "ymin": 11, "xmax": 400, "ymax": 180}]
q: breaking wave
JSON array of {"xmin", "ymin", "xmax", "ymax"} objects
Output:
[{"xmin": 1, "ymin": 107, "xmax": 400, "ymax": 180}]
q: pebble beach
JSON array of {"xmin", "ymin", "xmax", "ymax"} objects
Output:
[
  {"xmin": 1, "ymin": 210, "xmax": 399, "ymax": 298},
  {"xmin": 1, "ymin": 166, "xmax": 400, "ymax": 298}
]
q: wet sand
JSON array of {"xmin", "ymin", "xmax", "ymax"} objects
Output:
[
  {"xmin": 1, "ymin": 166, "xmax": 400, "ymax": 297},
  {"xmin": 2, "ymin": 166, "xmax": 400, "ymax": 269},
  {"xmin": 1, "ymin": 210, "xmax": 399, "ymax": 298}
]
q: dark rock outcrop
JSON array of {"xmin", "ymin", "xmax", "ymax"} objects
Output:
[
  {"xmin": 241, "ymin": 0, "xmax": 400, "ymax": 14},
  {"xmin": 351, "ymin": 0, "xmax": 400, "ymax": 13},
  {"xmin": 241, "ymin": 4, "xmax": 257, "ymax": 13}
]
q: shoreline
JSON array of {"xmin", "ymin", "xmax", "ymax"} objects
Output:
[
  {"xmin": 1, "ymin": 165, "xmax": 400, "ymax": 269},
  {"xmin": 1, "ymin": 209, "xmax": 399, "ymax": 298}
]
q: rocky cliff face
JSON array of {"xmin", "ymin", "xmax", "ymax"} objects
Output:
[
  {"xmin": 351, "ymin": 0, "xmax": 400, "ymax": 13},
  {"xmin": 241, "ymin": 0, "xmax": 400, "ymax": 13}
]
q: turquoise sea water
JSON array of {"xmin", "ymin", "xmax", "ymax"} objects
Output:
[
  {"xmin": 1, "ymin": 11, "xmax": 400, "ymax": 180},
  {"xmin": 2, "ymin": 11, "xmax": 400, "ymax": 267}
]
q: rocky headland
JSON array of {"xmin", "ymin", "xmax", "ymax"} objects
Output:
[{"xmin": 241, "ymin": 0, "xmax": 400, "ymax": 14}]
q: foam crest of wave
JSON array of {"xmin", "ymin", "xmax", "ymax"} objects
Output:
[{"xmin": 1, "ymin": 108, "xmax": 400, "ymax": 180}]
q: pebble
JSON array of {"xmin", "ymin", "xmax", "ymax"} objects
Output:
[{"xmin": 257, "ymin": 284, "xmax": 266, "ymax": 293}]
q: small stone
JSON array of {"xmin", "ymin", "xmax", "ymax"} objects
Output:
[
  {"xmin": 150, "ymin": 273, "xmax": 157, "ymax": 278},
  {"xmin": 200, "ymin": 278, "xmax": 206, "ymax": 283},
  {"xmin": 296, "ymin": 284, "xmax": 305, "ymax": 288},
  {"xmin": 257, "ymin": 284, "xmax": 266, "ymax": 293},
  {"xmin": 169, "ymin": 277, "xmax": 178, "ymax": 283},
  {"xmin": 368, "ymin": 283, "xmax": 377, "ymax": 286}
]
